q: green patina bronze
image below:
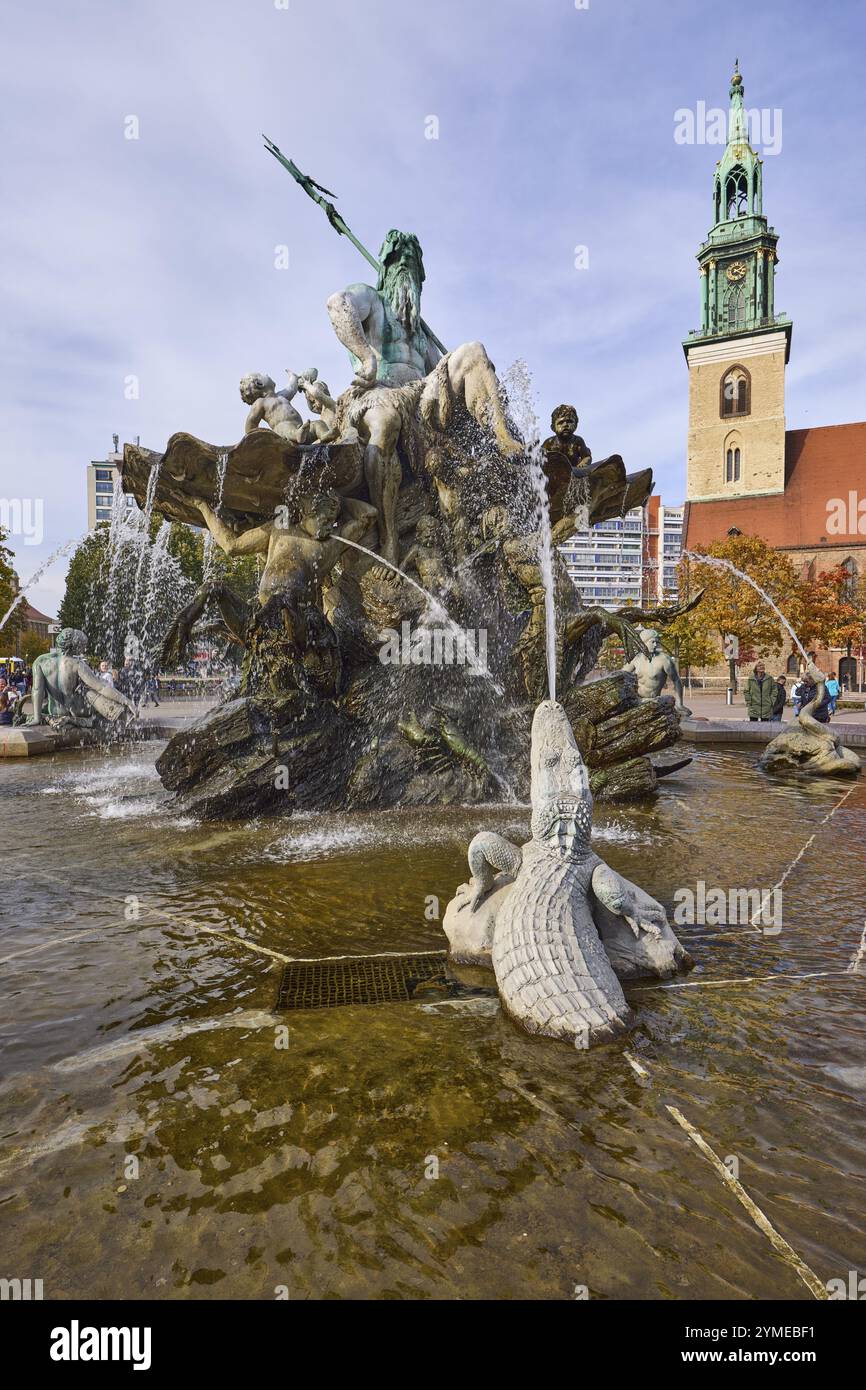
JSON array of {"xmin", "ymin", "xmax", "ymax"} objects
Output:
[{"xmin": 683, "ymin": 62, "xmax": 792, "ymax": 359}]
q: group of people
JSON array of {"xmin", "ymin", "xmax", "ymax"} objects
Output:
[
  {"xmin": 97, "ymin": 658, "xmax": 161, "ymax": 709},
  {"xmin": 745, "ymin": 661, "xmax": 842, "ymax": 724},
  {"xmin": 0, "ymin": 669, "xmax": 31, "ymax": 726}
]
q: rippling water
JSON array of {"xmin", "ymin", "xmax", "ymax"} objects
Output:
[{"xmin": 2, "ymin": 743, "xmax": 865, "ymax": 1299}]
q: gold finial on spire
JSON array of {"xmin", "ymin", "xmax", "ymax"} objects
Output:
[{"xmin": 732, "ymin": 57, "xmax": 742, "ymax": 86}]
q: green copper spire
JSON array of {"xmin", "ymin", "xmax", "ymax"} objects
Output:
[
  {"xmin": 726, "ymin": 59, "xmax": 749, "ymax": 149},
  {"xmin": 683, "ymin": 62, "xmax": 791, "ymax": 359},
  {"xmin": 714, "ymin": 59, "xmax": 759, "ymax": 221}
]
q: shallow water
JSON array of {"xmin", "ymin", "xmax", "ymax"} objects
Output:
[{"xmin": 2, "ymin": 743, "xmax": 865, "ymax": 1300}]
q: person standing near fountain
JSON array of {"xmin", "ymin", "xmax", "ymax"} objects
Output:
[{"xmin": 745, "ymin": 662, "xmax": 777, "ymax": 722}]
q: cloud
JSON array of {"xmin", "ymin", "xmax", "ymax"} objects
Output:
[{"xmin": 2, "ymin": 0, "xmax": 864, "ymax": 617}]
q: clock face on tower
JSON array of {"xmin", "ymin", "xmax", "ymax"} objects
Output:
[{"xmin": 726, "ymin": 260, "xmax": 747, "ymax": 283}]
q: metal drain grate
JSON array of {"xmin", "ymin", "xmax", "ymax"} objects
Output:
[{"xmin": 276, "ymin": 950, "xmax": 479, "ymax": 1011}]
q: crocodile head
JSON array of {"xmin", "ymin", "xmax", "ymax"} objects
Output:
[{"xmin": 529, "ymin": 700, "xmax": 592, "ymax": 853}]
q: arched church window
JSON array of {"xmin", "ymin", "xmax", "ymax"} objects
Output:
[
  {"xmin": 725, "ymin": 446, "xmax": 742, "ymax": 484},
  {"xmin": 726, "ymin": 288, "xmax": 745, "ymax": 329},
  {"xmin": 720, "ymin": 365, "xmax": 750, "ymax": 417}
]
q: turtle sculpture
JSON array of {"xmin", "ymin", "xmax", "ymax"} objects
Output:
[{"xmin": 443, "ymin": 700, "xmax": 692, "ymax": 1047}]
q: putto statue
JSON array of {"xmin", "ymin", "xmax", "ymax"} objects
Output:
[
  {"xmin": 541, "ymin": 403, "xmax": 652, "ymax": 528},
  {"xmin": 240, "ymin": 369, "xmax": 353, "ymax": 447},
  {"xmin": 26, "ymin": 629, "xmax": 135, "ymax": 729}
]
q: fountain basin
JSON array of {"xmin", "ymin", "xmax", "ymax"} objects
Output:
[{"xmin": 3, "ymin": 741, "xmax": 865, "ymax": 1299}]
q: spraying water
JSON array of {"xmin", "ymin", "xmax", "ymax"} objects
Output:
[
  {"xmin": 500, "ymin": 361, "xmax": 557, "ymax": 701},
  {"xmin": 337, "ymin": 536, "xmax": 502, "ymax": 693},
  {"xmin": 683, "ymin": 551, "xmax": 808, "ymax": 662},
  {"xmin": 214, "ymin": 450, "xmax": 229, "ymax": 514},
  {"xmin": 0, "ymin": 536, "xmax": 82, "ymax": 633}
]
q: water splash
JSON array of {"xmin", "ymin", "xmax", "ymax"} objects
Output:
[
  {"xmin": 0, "ymin": 536, "xmax": 83, "ymax": 633},
  {"xmin": 683, "ymin": 551, "xmax": 808, "ymax": 661},
  {"xmin": 94, "ymin": 469, "xmax": 194, "ymax": 666},
  {"xmin": 500, "ymin": 360, "xmax": 557, "ymax": 701},
  {"xmin": 337, "ymin": 536, "xmax": 501, "ymax": 692},
  {"xmin": 214, "ymin": 450, "xmax": 229, "ymax": 514}
]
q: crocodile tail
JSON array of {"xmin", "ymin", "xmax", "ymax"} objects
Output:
[{"xmin": 492, "ymin": 862, "xmax": 632, "ymax": 1047}]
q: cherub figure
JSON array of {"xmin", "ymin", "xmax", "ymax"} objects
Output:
[
  {"xmin": 400, "ymin": 514, "xmax": 451, "ymax": 600},
  {"xmin": 240, "ymin": 371, "xmax": 306, "ymax": 442},
  {"xmin": 296, "ymin": 369, "xmax": 343, "ymax": 444},
  {"xmin": 541, "ymin": 402, "xmax": 653, "ymax": 528}
]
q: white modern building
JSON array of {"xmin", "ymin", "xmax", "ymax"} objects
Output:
[
  {"xmin": 558, "ymin": 498, "xmax": 684, "ymax": 611},
  {"xmin": 656, "ymin": 503, "xmax": 685, "ymax": 602},
  {"xmin": 558, "ymin": 509, "xmax": 645, "ymax": 608},
  {"xmin": 86, "ymin": 436, "xmax": 139, "ymax": 529}
]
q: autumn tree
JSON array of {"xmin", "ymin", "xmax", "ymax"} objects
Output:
[
  {"xmin": 673, "ymin": 535, "xmax": 806, "ymax": 669},
  {"xmin": 799, "ymin": 565, "xmax": 865, "ymax": 652}
]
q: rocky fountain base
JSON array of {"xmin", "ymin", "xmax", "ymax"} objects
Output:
[
  {"xmin": 154, "ymin": 668, "xmax": 685, "ymax": 819},
  {"xmin": 125, "ymin": 418, "xmax": 692, "ymax": 820}
]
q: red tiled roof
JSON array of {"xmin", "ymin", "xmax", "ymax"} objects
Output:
[{"xmin": 21, "ymin": 602, "xmax": 53, "ymax": 624}]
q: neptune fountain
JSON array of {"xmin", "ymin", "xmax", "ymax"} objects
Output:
[
  {"xmin": 121, "ymin": 207, "xmax": 697, "ymax": 820},
  {"xmin": 113, "ymin": 148, "xmax": 701, "ymax": 1043}
]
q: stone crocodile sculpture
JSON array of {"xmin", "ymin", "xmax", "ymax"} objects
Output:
[{"xmin": 443, "ymin": 700, "xmax": 691, "ymax": 1047}]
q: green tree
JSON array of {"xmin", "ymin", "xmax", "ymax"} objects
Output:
[
  {"xmin": 58, "ymin": 528, "xmax": 109, "ymax": 634},
  {"xmin": 0, "ymin": 526, "xmax": 24, "ymax": 653},
  {"xmin": 20, "ymin": 630, "xmax": 51, "ymax": 665},
  {"xmin": 58, "ymin": 515, "xmax": 257, "ymax": 668}
]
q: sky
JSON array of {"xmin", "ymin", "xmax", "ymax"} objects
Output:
[{"xmin": 2, "ymin": 0, "xmax": 865, "ymax": 619}]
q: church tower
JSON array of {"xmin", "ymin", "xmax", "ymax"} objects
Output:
[{"xmin": 684, "ymin": 63, "xmax": 792, "ymax": 502}]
